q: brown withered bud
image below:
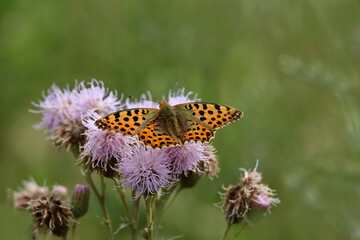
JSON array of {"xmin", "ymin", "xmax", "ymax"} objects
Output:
[
  {"xmin": 77, "ymin": 155, "xmax": 119, "ymax": 179},
  {"xmin": 219, "ymin": 161, "xmax": 280, "ymax": 224},
  {"xmin": 28, "ymin": 193, "xmax": 73, "ymax": 237},
  {"xmin": 52, "ymin": 119, "xmax": 86, "ymax": 151},
  {"xmin": 11, "ymin": 178, "xmax": 48, "ymax": 210}
]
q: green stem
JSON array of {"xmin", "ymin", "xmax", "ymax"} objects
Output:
[
  {"xmin": 153, "ymin": 185, "xmax": 182, "ymax": 237},
  {"xmin": 163, "ymin": 185, "xmax": 182, "ymax": 212},
  {"xmin": 232, "ymin": 222, "xmax": 247, "ymax": 240},
  {"xmin": 114, "ymin": 182, "xmax": 137, "ymax": 240},
  {"xmin": 72, "ymin": 222, "xmax": 77, "ymax": 240},
  {"xmin": 221, "ymin": 222, "xmax": 232, "ymax": 240},
  {"xmin": 132, "ymin": 191, "xmax": 140, "ymax": 240},
  {"xmin": 85, "ymin": 174, "xmax": 114, "ymax": 240},
  {"xmin": 145, "ymin": 196, "xmax": 155, "ymax": 240}
]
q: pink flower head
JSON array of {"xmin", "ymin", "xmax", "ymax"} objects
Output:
[
  {"xmin": 31, "ymin": 83, "xmax": 78, "ymax": 134},
  {"xmin": 117, "ymin": 145, "xmax": 174, "ymax": 198},
  {"xmin": 166, "ymin": 142, "xmax": 209, "ymax": 174},
  {"xmin": 167, "ymin": 87, "xmax": 201, "ymax": 106},
  {"xmin": 81, "ymin": 111, "xmax": 137, "ymax": 170},
  {"xmin": 73, "ymin": 79, "xmax": 124, "ymax": 118}
]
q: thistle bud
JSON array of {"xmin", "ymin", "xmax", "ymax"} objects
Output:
[{"xmin": 71, "ymin": 184, "xmax": 90, "ymax": 218}]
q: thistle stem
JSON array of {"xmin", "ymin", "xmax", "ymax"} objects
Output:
[
  {"xmin": 232, "ymin": 222, "xmax": 247, "ymax": 240},
  {"xmin": 132, "ymin": 191, "xmax": 140, "ymax": 240},
  {"xmin": 145, "ymin": 196, "xmax": 155, "ymax": 240},
  {"xmin": 72, "ymin": 222, "xmax": 77, "ymax": 240},
  {"xmin": 85, "ymin": 174, "xmax": 114, "ymax": 240},
  {"xmin": 114, "ymin": 182, "xmax": 137, "ymax": 240},
  {"xmin": 221, "ymin": 222, "xmax": 232, "ymax": 240},
  {"xmin": 153, "ymin": 185, "xmax": 182, "ymax": 237}
]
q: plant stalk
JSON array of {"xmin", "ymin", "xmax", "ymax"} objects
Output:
[
  {"xmin": 85, "ymin": 174, "xmax": 114, "ymax": 240},
  {"xmin": 222, "ymin": 222, "xmax": 232, "ymax": 240},
  {"xmin": 145, "ymin": 196, "xmax": 155, "ymax": 240}
]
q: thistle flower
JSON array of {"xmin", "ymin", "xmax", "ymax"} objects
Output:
[
  {"xmin": 52, "ymin": 185, "xmax": 68, "ymax": 199},
  {"xmin": 73, "ymin": 79, "xmax": 124, "ymax": 118},
  {"xmin": 178, "ymin": 144, "xmax": 218, "ymax": 188},
  {"xmin": 116, "ymin": 145, "xmax": 174, "ymax": 198},
  {"xmin": 12, "ymin": 178, "xmax": 48, "ymax": 209},
  {"xmin": 28, "ymin": 193, "xmax": 73, "ymax": 237},
  {"xmin": 71, "ymin": 184, "xmax": 90, "ymax": 219},
  {"xmin": 31, "ymin": 83, "xmax": 78, "ymax": 134},
  {"xmin": 219, "ymin": 161, "xmax": 280, "ymax": 224},
  {"xmin": 81, "ymin": 111, "xmax": 137, "ymax": 176},
  {"xmin": 32, "ymin": 79, "xmax": 124, "ymax": 150},
  {"xmin": 167, "ymin": 88, "xmax": 200, "ymax": 105},
  {"xmin": 166, "ymin": 142, "xmax": 209, "ymax": 174}
]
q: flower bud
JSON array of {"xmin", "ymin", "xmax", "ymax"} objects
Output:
[{"xmin": 71, "ymin": 184, "xmax": 90, "ymax": 218}]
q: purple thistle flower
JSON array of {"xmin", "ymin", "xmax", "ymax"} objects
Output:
[
  {"xmin": 73, "ymin": 79, "xmax": 124, "ymax": 118},
  {"xmin": 52, "ymin": 185, "xmax": 68, "ymax": 198},
  {"xmin": 81, "ymin": 111, "xmax": 137, "ymax": 170},
  {"xmin": 166, "ymin": 142, "xmax": 209, "ymax": 175},
  {"xmin": 32, "ymin": 80, "xmax": 125, "ymax": 150},
  {"xmin": 252, "ymin": 193, "xmax": 271, "ymax": 210},
  {"xmin": 31, "ymin": 83, "xmax": 78, "ymax": 134},
  {"xmin": 167, "ymin": 87, "xmax": 200, "ymax": 106},
  {"xmin": 117, "ymin": 145, "xmax": 173, "ymax": 198}
]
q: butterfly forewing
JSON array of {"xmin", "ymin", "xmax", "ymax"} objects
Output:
[
  {"xmin": 94, "ymin": 108, "xmax": 159, "ymax": 136},
  {"xmin": 174, "ymin": 102, "xmax": 243, "ymax": 130},
  {"xmin": 137, "ymin": 123, "xmax": 180, "ymax": 149}
]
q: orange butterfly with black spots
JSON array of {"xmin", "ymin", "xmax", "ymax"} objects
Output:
[{"xmin": 95, "ymin": 101, "xmax": 243, "ymax": 149}]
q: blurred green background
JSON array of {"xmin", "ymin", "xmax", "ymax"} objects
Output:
[{"xmin": 1, "ymin": 0, "xmax": 360, "ymax": 239}]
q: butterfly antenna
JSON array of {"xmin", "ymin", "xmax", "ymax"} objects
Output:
[{"xmin": 170, "ymin": 80, "xmax": 180, "ymax": 94}]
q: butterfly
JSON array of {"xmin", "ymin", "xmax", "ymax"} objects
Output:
[{"xmin": 95, "ymin": 101, "xmax": 243, "ymax": 149}]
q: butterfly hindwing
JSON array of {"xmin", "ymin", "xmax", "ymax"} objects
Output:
[
  {"xmin": 175, "ymin": 102, "xmax": 243, "ymax": 130},
  {"xmin": 137, "ymin": 123, "xmax": 180, "ymax": 149},
  {"xmin": 183, "ymin": 121, "xmax": 215, "ymax": 144},
  {"xmin": 94, "ymin": 108, "xmax": 159, "ymax": 136}
]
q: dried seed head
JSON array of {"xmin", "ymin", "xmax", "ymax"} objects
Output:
[
  {"xmin": 28, "ymin": 193, "xmax": 73, "ymax": 237},
  {"xmin": 52, "ymin": 119, "xmax": 86, "ymax": 151},
  {"xmin": 78, "ymin": 155, "xmax": 119, "ymax": 179},
  {"xmin": 198, "ymin": 144, "xmax": 220, "ymax": 179},
  {"xmin": 219, "ymin": 161, "xmax": 280, "ymax": 224},
  {"xmin": 12, "ymin": 179, "xmax": 48, "ymax": 209},
  {"xmin": 220, "ymin": 184, "xmax": 249, "ymax": 224}
]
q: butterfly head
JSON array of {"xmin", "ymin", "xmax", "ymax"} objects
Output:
[{"xmin": 158, "ymin": 101, "xmax": 176, "ymax": 117}]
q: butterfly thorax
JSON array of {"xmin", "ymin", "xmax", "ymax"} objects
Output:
[{"xmin": 156, "ymin": 102, "xmax": 187, "ymax": 143}]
